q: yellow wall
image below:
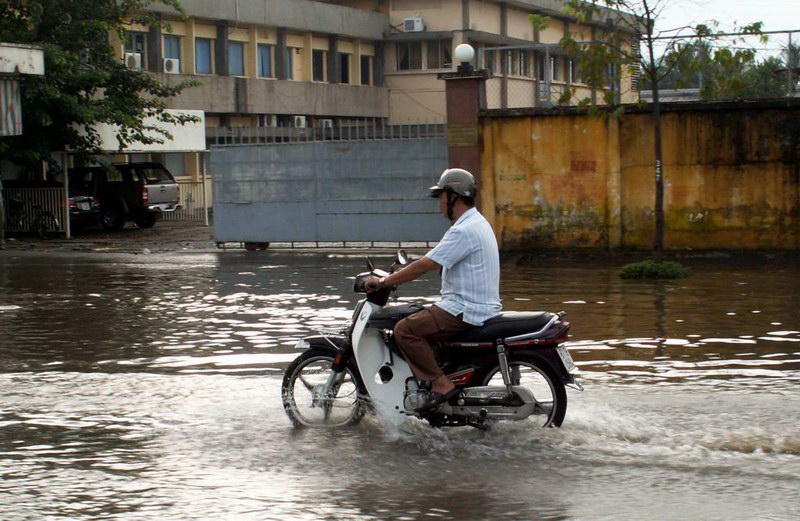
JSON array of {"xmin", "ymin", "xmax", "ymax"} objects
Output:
[{"xmin": 481, "ymin": 104, "xmax": 800, "ymax": 250}]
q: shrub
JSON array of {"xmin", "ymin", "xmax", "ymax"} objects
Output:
[{"xmin": 620, "ymin": 260, "xmax": 691, "ymax": 279}]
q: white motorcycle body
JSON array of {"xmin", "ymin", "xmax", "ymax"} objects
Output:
[{"xmin": 350, "ymin": 300, "xmax": 414, "ymax": 417}]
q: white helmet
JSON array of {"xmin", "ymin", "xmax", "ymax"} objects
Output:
[{"xmin": 428, "ymin": 168, "xmax": 477, "ymax": 198}]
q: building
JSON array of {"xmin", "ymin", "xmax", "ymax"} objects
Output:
[{"xmin": 120, "ymin": 0, "xmax": 638, "ymax": 146}]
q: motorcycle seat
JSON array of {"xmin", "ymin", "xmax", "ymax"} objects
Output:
[{"xmin": 446, "ymin": 311, "xmax": 553, "ymax": 343}]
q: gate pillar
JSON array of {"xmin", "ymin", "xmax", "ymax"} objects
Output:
[{"xmin": 439, "ymin": 66, "xmax": 488, "ymax": 208}]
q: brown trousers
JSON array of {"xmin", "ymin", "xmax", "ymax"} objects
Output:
[{"xmin": 393, "ymin": 305, "xmax": 473, "ymax": 384}]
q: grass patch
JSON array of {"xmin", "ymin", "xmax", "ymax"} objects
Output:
[{"xmin": 620, "ymin": 260, "xmax": 691, "ymax": 279}]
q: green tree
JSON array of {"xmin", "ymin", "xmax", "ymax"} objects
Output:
[
  {"xmin": 0, "ymin": 0, "xmax": 198, "ymax": 169},
  {"xmin": 560, "ymin": 0, "xmax": 763, "ymax": 257},
  {"xmin": 644, "ymin": 40, "xmax": 795, "ymax": 100}
]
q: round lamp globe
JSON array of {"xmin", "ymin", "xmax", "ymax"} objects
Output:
[{"xmin": 454, "ymin": 44, "xmax": 475, "ymax": 64}]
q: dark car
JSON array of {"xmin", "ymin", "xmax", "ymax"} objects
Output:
[
  {"xmin": 68, "ymin": 162, "xmax": 181, "ymax": 230},
  {"xmin": 67, "ymin": 194, "xmax": 101, "ymax": 230}
]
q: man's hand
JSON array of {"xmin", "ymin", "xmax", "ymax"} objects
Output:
[
  {"xmin": 365, "ymin": 275, "xmax": 385, "ymax": 292},
  {"xmin": 364, "ymin": 257, "xmax": 441, "ymax": 293}
]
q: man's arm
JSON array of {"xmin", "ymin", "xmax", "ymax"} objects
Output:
[{"xmin": 365, "ymin": 256, "xmax": 440, "ymax": 291}]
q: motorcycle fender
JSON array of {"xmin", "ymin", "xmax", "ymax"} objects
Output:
[
  {"xmin": 296, "ymin": 335, "xmax": 349, "ymax": 371},
  {"xmin": 297, "ymin": 335, "xmax": 347, "ymax": 352},
  {"xmin": 513, "ymin": 348, "xmax": 573, "ymax": 383}
]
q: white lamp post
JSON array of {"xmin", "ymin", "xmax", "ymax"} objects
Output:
[{"xmin": 454, "ymin": 43, "xmax": 475, "ymax": 73}]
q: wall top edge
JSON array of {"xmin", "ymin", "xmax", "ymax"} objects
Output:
[{"xmin": 481, "ymin": 98, "xmax": 800, "ymax": 118}]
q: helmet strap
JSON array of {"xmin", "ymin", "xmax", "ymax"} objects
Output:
[{"xmin": 446, "ymin": 192, "xmax": 457, "ymax": 221}]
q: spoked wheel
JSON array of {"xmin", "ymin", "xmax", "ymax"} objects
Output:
[
  {"xmin": 33, "ymin": 212, "xmax": 60, "ymax": 239},
  {"xmin": 481, "ymin": 356, "xmax": 567, "ymax": 427},
  {"xmin": 282, "ymin": 349, "xmax": 366, "ymax": 428}
]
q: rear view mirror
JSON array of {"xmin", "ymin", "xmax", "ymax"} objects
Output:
[
  {"xmin": 366, "ymin": 257, "xmax": 375, "ymax": 272},
  {"xmin": 397, "ymin": 249, "xmax": 409, "ymax": 266}
]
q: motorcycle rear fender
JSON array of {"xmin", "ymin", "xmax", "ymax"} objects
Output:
[{"xmin": 511, "ymin": 348, "xmax": 576, "ymax": 385}]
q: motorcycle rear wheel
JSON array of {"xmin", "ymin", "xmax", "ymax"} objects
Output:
[
  {"xmin": 481, "ymin": 355, "xmax": 567, "ymax": 427},
  {"xmin": 282, "ymin": 349, "xmax": 366, "ymax": 428}
]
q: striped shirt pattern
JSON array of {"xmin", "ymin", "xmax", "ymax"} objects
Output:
[{"xmin": 426, "ymin": 207, "xmax": 502, "ymax": 325}]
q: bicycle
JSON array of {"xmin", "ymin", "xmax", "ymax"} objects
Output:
[{"xmin": 4, "ymin": 195, "xmax": 61, "ymax": 240}]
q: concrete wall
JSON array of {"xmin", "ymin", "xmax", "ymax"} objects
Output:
[
  {"xmin": 481, "ymin": 101, "xmax": 800, "ymax": 251},
  {"xmin": 157, "ymin": 73, "xmax": 388, "ymax": 117}
]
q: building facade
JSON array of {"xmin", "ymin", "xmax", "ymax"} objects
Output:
[
  {"xmin": 121, "ymin": 0, "xmax": 637, "ymax": 127},
  {"xmin": 112, "ymin": 0, "xmax": 637, "ymax": 176}
]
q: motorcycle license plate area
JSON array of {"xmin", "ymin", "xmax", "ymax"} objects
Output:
[{"xmin": 556, "ymin": 345, "xmax": 577, "ymax": 373}]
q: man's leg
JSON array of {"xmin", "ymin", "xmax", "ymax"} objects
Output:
[{"xmin": 393, "ymin": 305, "xmax": 472, "ymax": 395}]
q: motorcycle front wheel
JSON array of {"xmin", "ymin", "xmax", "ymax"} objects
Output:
[
  {"xmin": 481, "ymin": 355, "xmax": 567, "ymax": 427},
  {"xmin": 282, "ymin": 349, "xmax": 366, "ymax": 428}
]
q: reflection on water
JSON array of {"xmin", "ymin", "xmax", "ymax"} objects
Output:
[{"xmin": 1, "ymin": 251, "xmax": 799, "ymax": 520}]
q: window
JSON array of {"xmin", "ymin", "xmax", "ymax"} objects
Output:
[
  {"xmin": 139, "ymin": 166, "xmax": 172, "ymax": 183},
  {"xmin": 228, "ymin": 41, "xmax": 245, "ymax": 76},
  {"xmin": 484, "ymin": 48, "xmax": 495, "ymax": 75},
  {"xmin": 606, "ymin": 63, "xmax": 616, "ymax": 88},
  {"xmin": 163, "ymin": 35, "xmax": 180, "ymax": 60},
  {"xmin": 568, "ymin": 58, "xmax": 579, "ymax": 83},
  {"xmin": 550, "ymin": 56, "xmax": 561, "ymax": 81},
  {"xmin": 506, "ymin": 50, "xmax": 519, "ymax": 76},
  {"xmin": 426, "ymin": 40, "xmax": 452, "ymax": 69},
  {"xmin": 360, "ymin": 55, "xmax": 372, "ymax": 85},
  {"xmin": 312, "ymin": 49, "xmax": 326, "ymax": 82},
  {"xmin": 537, "ymin": 53, "xmax": 546, "ymax": 80},
  {"xmin": 195, "ymin": 37, "xmax": 213, "ymax": 74},
  {"xmin": 520, "ymin": 50, "xmax": 532, "ymax": 78},
  {"xmin": 397, "ymin": 41, "xmax": 422, "ymax": 70},
  {"xmin": 285, "ymin": 48, "xmax": 294, "ymax": 79},
  {"xmin": 258, "ymin": 44, "xmax": 273, "ymax": 77},
  {"xmin": 124, "ymin": 31, "xmax": 146, "ymax": 66},
  {"xmin": 339, "ymin": 53, "xmax": 350, "ymax": 84}
]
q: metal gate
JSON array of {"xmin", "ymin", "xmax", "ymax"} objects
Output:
[
  {"xmin": 2, "ymin": 187, "xmax": 65, "ymax": 235},
  {"xmin": 210, "ymin": 121, "xmax": 449, "ymax": 244}
]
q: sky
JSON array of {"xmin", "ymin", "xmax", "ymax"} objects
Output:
[{"xmin": 656, "ymin": 0, "xmax": 798, "ymax": 57}]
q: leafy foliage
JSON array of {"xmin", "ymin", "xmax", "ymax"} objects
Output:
[
  {"xmin": 559, "ymin": 1, "xmax": 768, "ymax": 105},
  {"xmin": 646, "ymin": 42, "xmax": 800, "ymax": 100},
  {"xmin": 0, "ymin": 0, "xmax": 198, "ymax": 167},
  {"xmin": 620, "ymin": 260, "xmax": 691, "ymax": 279}
]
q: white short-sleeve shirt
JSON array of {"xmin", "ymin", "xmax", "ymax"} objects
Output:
[{"xmin": 425, "ymin": 207, "xmax": 501, "ymax": 325}]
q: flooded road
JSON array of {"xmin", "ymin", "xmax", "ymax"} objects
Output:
[{"xmin": 1, "ymin": 250, "xmax": 799, "ymax": 520}]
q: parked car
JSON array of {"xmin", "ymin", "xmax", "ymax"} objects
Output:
[
  {"xmin": 68, "ymin": 162, "xmax": 181, "ymax": 230},
  {"xmin": 67, "ymin": 194, "xmax": 101, "ymax": 231}
]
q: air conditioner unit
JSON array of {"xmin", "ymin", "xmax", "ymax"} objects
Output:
[
  {"xmin": 293, "ymin": 115, "xmax": 307, "ymax": 128},
  {"xmin": 258, "ymin": 114, "xmax": 277, "ymax": 127},
  {"xmin": 124, "ymin": 52, "xmax": 142, "ymax": 69},
  {"xmin": 163, "ymin": 58, "xmax": 180, "ymax": 74},
  {"xmin": 403, "ymin": 16, "xmax": 424, "ymax": 32},
  {"xmin": 319, "ymin": 119, "xmax": 333, "ymax": 129}
]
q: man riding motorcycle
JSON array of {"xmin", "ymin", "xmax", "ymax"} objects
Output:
[{"xmin": 366, "ymin": 168, "xmax": 501, "ymax": 411}]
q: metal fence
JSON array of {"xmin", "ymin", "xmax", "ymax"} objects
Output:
[
  {"xmin": 207, "ymin": 119, "xmax": 446, "ymax": 146},
  {"xmin": 161, "ymin": 181, "xmax": 209, "ymax": 223},
  {"xmin": 2, "ymin": 187, "xmax": 65, "ymax": 234}
]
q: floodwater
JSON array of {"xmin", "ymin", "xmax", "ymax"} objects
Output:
[{"xmin": 0, "ymin": 250, "xmax": 798, "ymax": 521}]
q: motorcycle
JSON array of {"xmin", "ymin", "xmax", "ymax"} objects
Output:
[{"xmin": 282, "ymin": 251, "xmax": 581, "ymax": 430}]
